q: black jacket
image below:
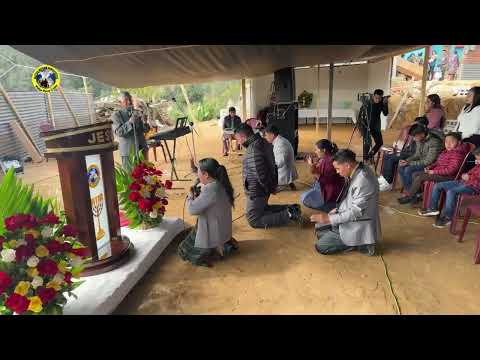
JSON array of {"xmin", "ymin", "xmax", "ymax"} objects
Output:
[
  {"xmin": 359, "ymin": 100, "xmax": 388, "ymax": 131},
  {"xmin": 223, "ymin": 115, "xmax": 242, "ymax": 131},
  {"xmin": 242, "ymin": 133, "xmax": 278, "ymax": 198}
]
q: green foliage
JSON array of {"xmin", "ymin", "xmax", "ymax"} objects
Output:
[
  {"xmin": 193, "ymin": 101, "xmax": 216, "ymax": 122},
  {"xmin": 298, "ymin": 90, "xmax": 313, "ymax": 108},
  {"xmin": 115, "ymin": 149, "xmax": 146, "ymax": 229},
  {"xmin": 0, "ymin": 168, "xmax": 55, "ymax": 235}
]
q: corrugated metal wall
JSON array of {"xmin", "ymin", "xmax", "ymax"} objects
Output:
[
  {"xmin": 459, "ymin": 64, "xmax": 480, "ymax": 80},
  {"xmin": 0, "ymin": 91, "xmax": 94, "ymax": 158}
]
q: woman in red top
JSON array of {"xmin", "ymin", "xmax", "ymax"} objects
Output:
[{"xmin": 300, "ymin": 139, "xmax": 345, "ymax": 212}]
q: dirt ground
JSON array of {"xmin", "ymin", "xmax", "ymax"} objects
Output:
[{"xmin": 18, "ymin": 121, "xmax": 480, "ymax": 315}]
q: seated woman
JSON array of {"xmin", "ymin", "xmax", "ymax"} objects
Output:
[
  {"xmin": 425, "ymin": 94, "xmax": 446, "ymax": 131},
  {"xmin": 456, "ymin": 87, "xmax": 480, "ymax": 147},
  {"xmin": 419, "ymin": 147, "xmax": 480, "ymax": 228},
  {"xmin": 398, "ymin": 132, "xmax": 469, "ymax": 205},
  {"xmin": 300, "ymin": 139, "xmax": 344, "ymax": 212},
  {"xmin": 178, "ymin": 158, "xmax": 238, "ymax": 267}
]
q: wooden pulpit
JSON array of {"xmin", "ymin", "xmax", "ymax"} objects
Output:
[{"xmin": 41, "ymin": 121, "xmax": 132, "ymax": 276}]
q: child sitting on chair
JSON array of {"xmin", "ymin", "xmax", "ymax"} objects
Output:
[
  {"xmin": 418, "ymin": 147, "xmax": 480, "ymax": 228},
  {"xmin": 398, "ymin": 132, "xmax": 469, "ymax": 205}
]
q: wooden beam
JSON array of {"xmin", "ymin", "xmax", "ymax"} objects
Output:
[
  {"xmin": 46, "ymin": 92, "xmax": 56, "ymax": 129},
  {"xmin": 418, "ymin": 46, "xmax": 430, "ymax": 116},
  {"xmin": 83, "ymin": 77, "xmax": 96, "ymax": 124},
  {"xmin": 58, "ymin": 86, "xmax": 81, "ymax": 127},
  {"xmin": 241, "ymin": 78, "xmax": 247, "ymax": 120},
  {"xmin": 327, "ymin": 63, "xmax": 334, "ymax": 140},
  {"xmin": 387, "ymin": 88, "xmax": 410, "ymax": 130},
  {"xmin": 10, "ymin": 121, "xmax": 43, "ymax": 163},
  {"xmin": 316, "ymin": 65, "xmax": 320, "ymax": 133},
  {"xmin": 0, "ymin": 82, "xmax": 43, "ymax": 162},
  {"xmin": 179, "ymin": 84, "xmax": 197, "ymax": 123}
]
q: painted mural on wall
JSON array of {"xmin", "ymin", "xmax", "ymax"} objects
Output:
[{"xmin": 396, "ymin": 45, "xmax": 479, "ymax": 81}]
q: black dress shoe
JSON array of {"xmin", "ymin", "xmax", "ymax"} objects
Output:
[{"xmin": 398, "ymin": 196, "xmax": 413, "ymax": 204}]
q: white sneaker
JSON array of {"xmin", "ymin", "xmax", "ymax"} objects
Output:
[
  {"xmin": 378, "ymin": 176, "xmax": 388, "ymax": 185},
  {"xmin": 379, "ymin": 182, "xmax": 393, "ymax": 192}
]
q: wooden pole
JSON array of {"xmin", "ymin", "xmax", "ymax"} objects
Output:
[
  {"xmin": 418, "ymin": 46, "xmax": 430, "ymax": 116},
  {"xmin": 46, "ymin": 93, "xmax": 56, "ymax": 129},
  {"xmin": 58, "ymin": 86, "xmax": 81, "ymax": 127},
  {"xmin": 0, "ymin": 82, "xmax": 43, "ymax": 162},
  {"xmin": 316, "ymin": 65, "xmax": 320, "ymax": 133},
  {"xmin": 388, "ymin": 88, "xmax": 410, "ymax": 130},
  {"xmin": 327, "ymin": 63, "xmax": 334, "ymax": 141},
  {"xmin": 179, "ymin": 84, "xmax": 197, "ymax": 123},
  {"xmin": 83, "ymin": 77, "xmax": 95, "ymax": 124},
  {"xmin": 241, "ymin": 78, "xmax": 247, "ymax": 120}
]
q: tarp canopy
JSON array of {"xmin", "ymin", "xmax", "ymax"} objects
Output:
[{"xmin": 12, "ymin": 45, "xmax": 423, "ymax": 88}]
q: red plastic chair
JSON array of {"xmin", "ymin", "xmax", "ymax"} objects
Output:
[
  {"xmin": 456, "ymin": 204, "xmax": 480, "ymax": 247},
  {"xmin": 422, "ymin": 143, "xmax": 476, "ymax": 210},
  {"xmin": 245, "ymin": 118, "xmax": 261, "ymax": 130},
  {"xmin": 449, "ymin": 193, "xmax": 480, "ymax": 236}
]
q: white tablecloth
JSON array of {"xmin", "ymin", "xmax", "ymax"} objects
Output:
[{"xmin": 298, "ymin": 108, "xmax": 357, "ymax": 123}]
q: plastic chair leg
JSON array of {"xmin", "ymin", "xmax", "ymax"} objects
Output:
[
  {"xmin": 458, "ymin": 208, "xmax": 472, "ymax": 243},
  {"xmin": 474, "ymin": 231, "xmax": 480, "ymax": 264}
]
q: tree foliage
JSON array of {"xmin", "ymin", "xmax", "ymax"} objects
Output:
[{"xmin": 0, "ymin": 45, "xmax": 241, "ymax": 121}]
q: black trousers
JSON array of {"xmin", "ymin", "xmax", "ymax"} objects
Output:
[{"xmin": 362, "ymin": 127, "xmax": 383, "ymax": 161}]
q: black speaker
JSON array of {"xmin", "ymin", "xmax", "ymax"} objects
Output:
[
  {"xmin": 266, "ymin": 102, "xmax": 299, "ymax": 156},
  {"xmin": 274, "ymin": 67, "xmax": 296, "ymax": 103}
]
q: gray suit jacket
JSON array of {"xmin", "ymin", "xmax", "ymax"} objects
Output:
[
  {"xmin": 272, "ymin": 135, "xmax": 298, "ymax": 185},
  {"xmin": 328, "ymin": 163, "xmax": 381, "ymax": 246},
  {"xmin": 187, "ymin": 181, "xmax": 232, "ymax": 249},
  {"xmin": 111, "ymin": 109, "xmax": 148, "ymax": 157}
]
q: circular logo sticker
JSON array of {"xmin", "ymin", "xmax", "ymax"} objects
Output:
[
  {"xmin": 31, "ymin": 65, "xmax": 61, "ymax": 93},
  {"xmin": 87, "ymin": 165, "xmax": 101, "ymax": 188}
]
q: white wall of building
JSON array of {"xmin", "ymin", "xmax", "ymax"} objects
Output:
[
  {"xmin": 294, "ymin": 64, "xmax": 368, "ymax": 109},
  {"xmin": 367, "ymin": 58, "xmax": 392, "ymax": 95},
  {"xmin": 249, "ymin": 59, "xmax": 392, "ymax": 128}
]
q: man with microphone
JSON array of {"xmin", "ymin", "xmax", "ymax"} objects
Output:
[{"xmin": 112, "ymin": 91, "xmax": 149, "ymax": 168}]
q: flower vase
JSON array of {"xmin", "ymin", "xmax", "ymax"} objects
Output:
[{"xmin": 139, "ymin": 222, "xmax": 155, "ymax": 230}]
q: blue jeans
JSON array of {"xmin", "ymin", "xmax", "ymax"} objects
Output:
[
  {"xmin": 429, "ymin": 180, "xmax": 478, "ymax": 219},
  {"xmin": 315, "ymin": 227, "xmax": 352, "ymax": 255},
  {"xmin": 399, "ymin": 164, "xmax": 424, "ymax": 191},
  {"xmin": 300, "ymin": 182, "xmax": 336, "ymax": 212}
]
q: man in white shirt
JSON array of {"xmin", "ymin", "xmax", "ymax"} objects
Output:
[{"xmin": 264, "ymin": 124, "xmax": 298, "ymax": 191}]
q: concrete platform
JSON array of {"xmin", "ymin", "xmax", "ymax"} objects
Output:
[{"xmin": 64, "ymin": 217, "xmax": 184, "ymax": 315}]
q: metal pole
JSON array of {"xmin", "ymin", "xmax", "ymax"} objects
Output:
[
  {"xmin": 83, "ymin": 77, "xmax": 95, "ymax": 124},
  {"xmin": 418, "ymin": 46, "xmax": 431, "ymax": 116},
  {"xmin": 241, "ymin": 78, "xmax": 247, "ymax": 120},
  {"xmin": 327, "ymin": 63, "xmax": 334, "ymax": 141},
  {"xmin": 316, "ymin": 65, "xmax": 320, "ymax": 133},
  {"xmin": 46, "ymin": 93, "xmax": 56, "ymax": 129}
]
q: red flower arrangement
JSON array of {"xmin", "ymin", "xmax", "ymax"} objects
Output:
[
  {"xmin": 0, "ymin": 213, "xmax": 90, "ymax": 315},
  {"xmin": 117, "ymin": 161, "xmax": 170, "ymax": 229}
]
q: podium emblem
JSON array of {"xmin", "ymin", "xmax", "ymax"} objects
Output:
[
  {"xmin": 87, "ymin": 165, "xmax": 101, "ymax": 188},
  {"xmin": 91, "ymin": 193, "xmax": 105, "ymax": 241}
]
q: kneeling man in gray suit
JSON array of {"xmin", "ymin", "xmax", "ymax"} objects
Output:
[{"xmin": 310, "ymin": 149, "xmax": 381, "ymax": 256}]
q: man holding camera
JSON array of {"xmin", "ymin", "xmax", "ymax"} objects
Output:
[
  {"xmin": 359, "ymin": 89, "xmax": 389, "ymax": 162},
  {"xmin": 112, "ymin": 91, "xmax": 150, "ymax": 168}
]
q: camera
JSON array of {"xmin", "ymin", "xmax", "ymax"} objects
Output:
[{"xmin": 357, "ymin": 92, "xmax": 373, "ymax": 106}]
